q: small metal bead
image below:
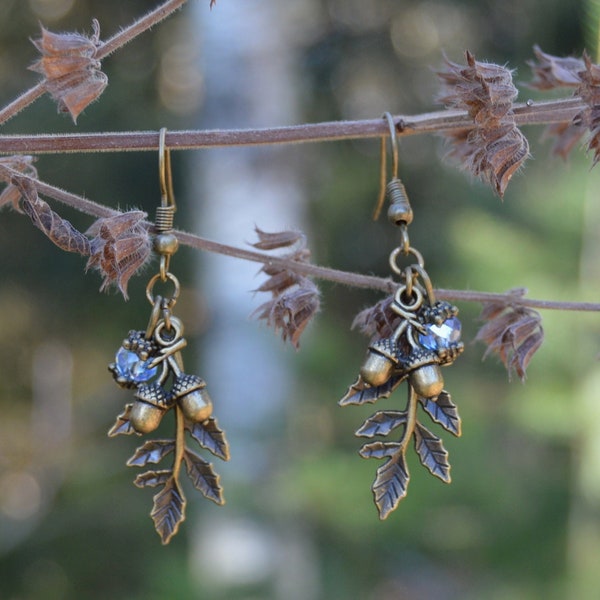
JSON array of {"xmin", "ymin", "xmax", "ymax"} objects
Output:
[
  {"xmin": 386, "ymin": 178, "xmax": 413, "ymax": 226},
  {"xmin": 153, "ymin": 232, "xmax": 179, "ymax": 256}
]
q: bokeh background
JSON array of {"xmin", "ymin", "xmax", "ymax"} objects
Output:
[{"xmin": 0, "ymin": 1, "xmax": 599, "ymax": 598}]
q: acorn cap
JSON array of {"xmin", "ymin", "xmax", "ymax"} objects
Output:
[
  {"xmin": 403, "ymin": 347, "xmax": 439, "ymax": 371},
  {"xmin": 368, "ymin": 337, "xmax": 399, "ymax": 365},
  {"xmin": 171, "ymin": 373, "xmax": 206, "ymax": 399},
  {"xmin": 135, "ymin": 382, "xmax": 171, "ymax": 409}
]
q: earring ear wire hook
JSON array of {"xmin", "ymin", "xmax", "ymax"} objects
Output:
[
  {"xmin": 155, "ymin": 128, "xmax": 179, "ymax": 281},
  {"xmin": 158, "ymin": 127, "xmax": 176, "ymax": 212},
  {"xmin": 373, "ymin": 112, "xmax": 400, "ymax": 220}
]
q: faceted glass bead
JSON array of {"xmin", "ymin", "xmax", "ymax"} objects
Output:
[
  {"xmin": 115, "ymin": 347, "xmax": 158, "ymax": 383},
  {"xmin": 419, "ymin": 317, "xmax": 461, "ymax": 351}
]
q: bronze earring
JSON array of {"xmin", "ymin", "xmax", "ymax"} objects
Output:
[
  {"xmin": 108, "ymin": 128, "xmax": 229, "ymax": 544},
  {"xmin": 339, "ymin": 113, "xmax": 464, "ymax": 520}
]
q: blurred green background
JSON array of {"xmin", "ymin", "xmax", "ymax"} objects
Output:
[{"xmin": 1, "ymin": 1, "xmax": 599, "ymax": 599}]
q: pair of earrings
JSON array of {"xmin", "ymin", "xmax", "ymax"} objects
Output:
[{"xmin": 108, "ymin": 118, "xmax": 463, "ymax": 543}]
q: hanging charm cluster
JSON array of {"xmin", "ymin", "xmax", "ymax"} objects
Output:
[
  {"xmin": 108, "ymin": 129, "xmax": 229, "ymax": 544},
  {"xmin": 339, "ymin": 114, "xmax": 464, "ymax": 519}
]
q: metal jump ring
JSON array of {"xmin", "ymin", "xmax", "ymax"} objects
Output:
[
  {"xmin": 393, "ymin": 283, "xmax": 424, "ymax": 312},
  {"xmin": 146, "ymin": 271, "xmax": 180, "ymax": 306},
  {"xmin": 389, "ymin": 246, "xmax": 425, "ymax": 276}
]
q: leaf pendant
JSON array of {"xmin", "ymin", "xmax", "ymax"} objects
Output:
[
  {"xmin": 108, "ymin": 302, "xmax": 229, "ymax": 544},
  {"xmin": 340, "ymin": 289, "xmax": 464, "ymax": 519}
]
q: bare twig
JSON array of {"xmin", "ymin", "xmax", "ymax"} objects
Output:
[
  {"xmin": 0, "ymin": 86, "xmax": 47, "ymax": 127},
  {"xmin": 0, "ymin": 0, "xmax": 190, "ymax": 126},
  {"xmin": 2, "ymin": 165, "xmax": 598, "ymax": 314},
  {"xmin": 0, "ymin": 98, "xmax": 586, "ymax": 154},
  {"xmin": 96, "ymin": 0, "xmax": 189, "ymax": 59}
]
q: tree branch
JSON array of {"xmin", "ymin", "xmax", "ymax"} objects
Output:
[
  {"xmin": 2, "ymin": 165, "xmax": 597, "ymax": 314},
  {"xmin": 96, "ymin": 0, "xmax": 189, "ymax": 60},
  {"xmin": 0, "ymin": 98, "xmax": 585, "ymax": 154}
]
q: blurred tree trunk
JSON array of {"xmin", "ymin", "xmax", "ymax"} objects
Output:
[{"xmin": 186, "ymin": 2, "xmax": 319, "ymax": 597}]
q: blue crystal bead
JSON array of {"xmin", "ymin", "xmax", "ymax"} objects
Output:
[
  {"xmin": 419, "ymin": 317, "xmax": 461, "ymax": 351},
  {"xmin": 115, "ymin": 347, "xmax": 158, "ymax": 383}
]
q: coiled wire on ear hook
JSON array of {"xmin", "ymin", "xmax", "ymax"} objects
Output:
[
  {"xmin": 156, "ymin": 127, "xmax": 176, "ymax": 232},
  {"xmin": 154, "ymin": 127, "xmax": 179, "ymax": 281},
  {"xmin": 374, "ymin": 113, "xmax": 414, "ymax": 257}
]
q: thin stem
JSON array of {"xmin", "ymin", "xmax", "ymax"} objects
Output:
[
  {"xmin": 0, "ymin": 85, "xmax": 46, "ymax": 127},
  {"xmin": 0, "ymin": 0, "xmax": 190, "ymax": 126},
  {"xmin": 172, "ymin": 405, "xmax": 186, "ymax": 481},
  {"xmin": 2, "ymin": 166, "xmax": 599, "ymax": 314},
  {"xmin": 96, "ymin": 0, "xmax": 190, "ymax": 59},
  {"xmin": 0, "ymin": 98, "xmax": 587, "ymax": 155},
  {"xmin": 399, "ymin": 386, "xmax": 419, "ymax": 453}
]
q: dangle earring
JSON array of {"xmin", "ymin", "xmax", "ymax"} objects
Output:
[
  {"xmin": 339, "ymin": 113, "xmax": 464, "ymax": 520},
  {"xmin": 108, "ymin": 129, "xmax": 229, "ymax": 544}
]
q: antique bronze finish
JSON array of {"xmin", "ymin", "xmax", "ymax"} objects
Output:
[
  {"xmin": 108, "ymin": 128, "xmax": 229, "ymax": 544},
  {"xmin": 339, "ymin": 113, "xmax": 464, "ymax": 519}
]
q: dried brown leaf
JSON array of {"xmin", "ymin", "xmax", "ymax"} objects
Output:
[
  {"xmin": 475, "ymin": 300, "xmax": 543, "ymax": 381},
  {"xmin": 251, "ymin": 227, "xmax": 320, "ymax": 347},
  {"xmin": 254, "ymin": 281, "xmax": 320, "ymax": 348},
  {"xmin": 13, "ymin": 175, "xmax": 91, "ymax": 255},
  {"xmin": 253, "ymin": 270, "xmax": 302, "ymax": 293},
  {"xmin": 30, "ymin": 22, "xmax": 107, "ymax": 122},
  {"xmin": 0, "ymin": 156, "xmax": 38, "ymax": 211},
  {"xmin": 351, "ymin": 295, "xmax": 401, "ymax": 341},
  {"xmin": 438, "ymin": 51, "xmax": 529, "ymax": 196},
  {"xmin": 541, "ymin": 122, "xmax": 586, "ymax": 160},
  {"xmin": 86, "ymin": 211, "xmax": 151, "ymax": 300},
  {"xmin": 251, "ymin": 226, "xmax": 305, "ymax": 251},
  {"xmin": 527, "ymin": 45, "xmax": 583, "ymax": 90},
  {"xmin": 576, "ymin": 53, "xmax": 600, "ymax": 166}
]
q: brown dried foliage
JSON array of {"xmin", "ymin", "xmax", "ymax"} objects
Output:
[
  {"xmin": 527, "ymin": 47, "xmax": 600, "ymax": 163},
  {"xmin": 438, "ymin": 51, "xmax": 529, "ymax": 197},
  {"xmin": 0, "ymin": 156, "xmax": 38, "ymax": 210},
  {"xmin": 11, "ymin": 175, "xmax": 91, "ymax": 256},
  {"xmin": 475, "ymin": 291, "xmax": 544, "ymax": 381},
  {"xmin": 527, "ymin": 45, "xmax": 584, "ymax": 90},
  {"xmin": 86, "ymin": 211, "xmax": 151, "ymax": 299},
  {"xmin": 30, "ymin": 21, "xmax": 107, "ymax": 122},
  {"xmin": 2, "ymin": 165, "xmax": 150, "ymax": 298},
  {"xmin": 251, "ymin": 227, "xmax": 320, "ymax": 348},
  {"xmin": 576, "ymin": 54, "xmax": 600, "ymax": 165},
  {"xmin": 351, "ymin": 295, "xmax": 400, "ymax": 341}
]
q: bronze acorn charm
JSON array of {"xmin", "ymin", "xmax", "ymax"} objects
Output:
[
  {"xmin": 106, "ymin": 128, "xmax": 229, "ymax": 544},
  {"xmin": 340, "ymin": 115, "xmax": 464, "ymax": 519},
  {"xmin": 172, "ymin": 373, "xmax": 213, "ymax": 423},
  {"xmin": 129, "ymin": 383, "xmax": 172, "ymax": 434}
]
